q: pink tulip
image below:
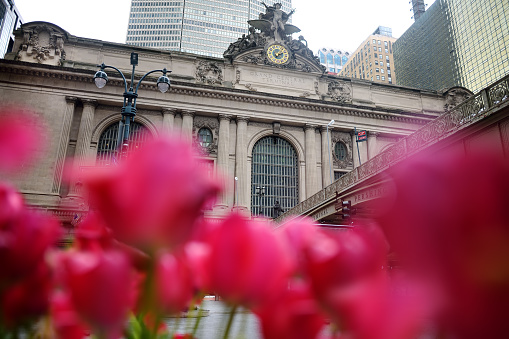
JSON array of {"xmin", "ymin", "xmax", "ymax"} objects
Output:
[
  {"xmin": 50, "ymin": 291, "xmax": 88, "ymax": 339},
  {"xmin": 0, "ymin": 262, "xmax": 52, "ymax": 328},
  {"xmin": 375, "ymin": 150, "xmax": 509, "ymax": 338},
  {"xmin": 0, "ymin": 188, "xmax": 60, "ymax": 284},
  {"xmin": 82, "ymin": 136, "xmax": 221, "ymax": 250},
  {"xmin": 255, "ymin": 280, "xmax": 327, "ymax": 339},
  {"xmin": 202, "ymin": 214, "xmax": 293, "ymax": 308},
  {"xmin": 62, "ymin": 249, "xmax": 133, "ymax": 337},
  {"xmin": 0, "ymin": 106, "xmax": 45, "ymax": 174},
  {"xmin": 155, "ymin": 251, "xmax": 195, "ymax": 314}
]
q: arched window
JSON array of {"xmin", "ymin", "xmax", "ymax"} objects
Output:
[
  {"xmin": 197, "ymin": 127, "xmax": 213, "ymax": 148},
  {"xmin": 96, "ymin": 121, "xmax": 148, "ymax": 165},
  {"xmin": 334, "ymin": 142, "xmax": 347, "ymax": 161},
  {"xmin": 251, "ymin": 136, "xmax": 299, "ymax": 218}
]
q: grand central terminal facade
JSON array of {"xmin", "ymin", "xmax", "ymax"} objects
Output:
[{"xmin": 1, "ymin": 16, "xmax": 478, "ymax": 227}]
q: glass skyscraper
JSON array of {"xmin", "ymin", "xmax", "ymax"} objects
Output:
[
  {"xmin": 394, "ymin": 0, "xmax": 509, "ymax": 93},
  {"xmin": 126, "ymin": 0, "xmax": 292, "ymax": 58},
  {"xmin": 0, "ymin": 0, "xmax": 23, "ymax": 58}
]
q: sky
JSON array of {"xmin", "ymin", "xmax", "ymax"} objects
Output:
[{"xmin": 15, "ymin": 0, "xmax": 437, "ymax": 54}]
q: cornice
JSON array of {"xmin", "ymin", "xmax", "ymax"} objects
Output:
[{"xmin": 0, "ymin": 60, "xmax": 437, "ymax": 125}]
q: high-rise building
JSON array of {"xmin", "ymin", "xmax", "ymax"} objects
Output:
[
  {"xmin": 126, "ymin": 0, "xmax": 292, "ymax": 58},
  {"xmin": 0, "ymin": 0, "xmax": 23, "ymax": 58},
  {"xmin": 394, "ymin": 0, "xmax": 509, "ymax": 93},
  {"xmin": 410, "ymin": 0, "xmax": 426, "ymax": 21},
  {"xmin": 317, "ymin": 48, "xmax": 350, "ymax": 74},
  {"xmin": 339, "ymin": 26, "xmax": 397, "ymax": 85}
]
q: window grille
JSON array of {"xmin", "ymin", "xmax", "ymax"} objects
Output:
[
  {"xmin": 251, "ymin": 136, "xmax": 299, "ymax": 218},
  {"xmin": 96, "ymin": 121, "xmax": 148, "ymax": 165}
]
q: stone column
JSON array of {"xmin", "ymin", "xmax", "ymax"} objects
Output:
[
  {"xmin": 70, "ymin": 99, "xmax": 97, "ymax": 195},
  {"xmin": 320, "ymin": 125, "xmax": 333, "ymax": 188},
  {"xmin": 161, "ymin": 108, "xmax": 177, "ymax": 134},
  {"xmin": 52, "ymin": 96, "xmax": 77, "ymax": 193},
  {"xmin": 305, "ymin": 124, "xmax": 317, "ymax": 198},
  {"xmin": 234, "ymin": 116, "xmax": 249, "ymax": 212},
  {"xmin": 181, "ymin": 110, "xmax": 195, "ymax": 142},
  {"xmin": 367, "ymin": 131, "xmax": 379, "ymax": 160},
  {"xmin": 216, "ymin": 114, "xmax": 232, "ymax": 209}
]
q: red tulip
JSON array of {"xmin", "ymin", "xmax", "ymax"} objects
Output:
[
  {"xmin": 50, "ymin": 291, "xmax": 89, "ymax": 339},
  {"xmin": 0, "ymin": 262, "xmax": 52, "ymax": 328},
  {"xmin": 62, "ymin": 249, "xmax": 133, "ymax": 337},
  {"xmin": 0, "ymin": 106, "xmax": 45, "ymax": 174},
  {"xmin": 255, "ymin": 280, "xmax": 327, "ymax": 339},
  {"xmin": 82, "ymin": 136, "xmax": 221, "ymax": 250},
  {"xmin": 0, "ymin": 193, "xmax": 60, "ymax": 285},
  {"xmin": 202, "ymin": 214, "xmax": 293, "ymax": 308},
  {"xmin": 154, "ymin": 251, "xmax": 195, "ymax": 314},
  {"xmin": 375, "ymin": 150, "xmax": 509, "ymax": 338}
]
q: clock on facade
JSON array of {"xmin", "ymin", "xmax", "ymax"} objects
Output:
[{"xmin": 266, "ymin": 44, "xmax": 290, "ymax": 64}]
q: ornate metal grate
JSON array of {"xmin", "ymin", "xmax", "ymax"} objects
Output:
[
  {"xmin": 251, "ymin": 136, "xmax": 299, "ymax": 218},
  {"xmin": 96, "ymin": 121, "xmax": 148, "ymax": 165}
]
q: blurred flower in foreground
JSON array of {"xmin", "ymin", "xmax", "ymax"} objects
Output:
[
  {"xmin": 201, "ymin": 214, "xmax": 293, "ymax": 308},
  {"xmin": 0, "ymin": 106, "xmax": 45, "ymax": 174},
  {"xmin": 82, "ymin": 136, "xmax": 222, "ymax": 251},
  {"xmin": 376, "ymin": 150, "xmax": 509, "ymax": 338},
  {"xmin": 255, "ymin": 279, "xmax": 327, "ymax": 339}
]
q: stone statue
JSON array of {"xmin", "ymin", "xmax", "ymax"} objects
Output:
[{"xmin": 249, "ymin": 3, "xmax": 299, "ymax": 42}]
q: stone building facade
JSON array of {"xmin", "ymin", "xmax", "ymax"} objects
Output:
[{"xmin": 1, "ymin": 20, "xmax": 450, "ymax": 223}]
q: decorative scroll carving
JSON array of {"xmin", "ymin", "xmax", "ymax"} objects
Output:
[
  {"xmin": 331, "ymin": 132, "xmax": 354, "ymax": 169},
  {"xmin": 193, "ymin": 116, "xmax": 219, "ymax": 155},
  {"xmin": 444, "ymin": 87, "xmax": 472, "ymax": 111},
  {"xmin": 327, "ymin": 80, "xmax": 352, "ymax": 103},
  {"xmin": 15, "ymin": 23, "xmax": 67, "ymax": 66},
  {"xmin": 195, "ymin": 61, "xmax": 223, "ymax": 85}
]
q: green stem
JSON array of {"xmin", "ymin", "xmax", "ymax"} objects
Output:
[
  {"xmin": 221, "ymin": 305, "xmax": 238, "ymax": 339},
  {"xmin": 191, "ymin": 305, "xmax": 204, "ymax": 338}
]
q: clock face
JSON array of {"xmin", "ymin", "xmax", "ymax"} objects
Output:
[{"xmin": 267, "ymin": 44, "xmax": 290, "ymax": 64}]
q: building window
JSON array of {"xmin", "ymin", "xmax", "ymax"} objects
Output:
[
  {"xmin": 375, "ymin": 60, "xmax": 378, "ymax": 65},
  {"xmin": 374, "ymin": 53, "xmax": 377, "ymax": 58},
  {"xmin": 377, "ymin": 40, "xmax": 381, "ymax": 45},
  {"xmin": 334, "ymin": 142, "xmax": 347, "ymax": 161},
  {"xmin": 376, "ymin": 68, "xmax": 379, "ymax": 72},
  {"xmin": 381, "ymin": 76, "xmax": 385, "ymax": 81},
  {"xmin": 386, "ymin": 55, "xmax": 389, "ymax": 61},
  {"xmin": 97, "ymin": 121, "xmax": 148, "ymax": 165},
  {"xmin": 373, "ymin": 46, "xmax": 376, "ymax": 51},
  {"xmin": 372, "ymin": 39, "xmax": 376, "ymax": 43},
  {"xmin": 384, "ymin": 41, "xmax": 388, "ymax": 47},
  {"xmin": 379, "ymin": 55, "xmax": 383, "ymax": 59},
  {"xmin": 380, "ymin": 61, "xmax": 384, "ymax": 67},
  {"xmin": 378, "ymin": 47, "xmax": 382, "ymax": 52},
  {"xmin": 385, "ymin": 49, "xmax": 389, "ymax": 53},
  {"xmin": 197, "ymin": 127, "xmax": 213, "ymax": 148},
  {"xmin": 327, "ymin": 53, "xmax": 333, "ymax": 64},
  {"xmin": 251, "ymin": 136, "xmax": 299, "ymax": 218},
  {"xmin": 376, "ymin": 75, "xmax": 380, "ymax": 80},
  {"xmin": 371, "ymin": 77, "xmax": 373, "ymax": 81},
  {"xmin": 334, "ymin": 171, "xmax": 347, "ymax": 180},
  {"xmin": 381, "ymin": 68, "xmax": 384, "ymax": 74},
  {"xmin": 388, "ymin": 77, "xmax": 392, "ymax": 84}
]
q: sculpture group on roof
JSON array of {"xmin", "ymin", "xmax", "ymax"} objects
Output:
[{"xmin": 223, "ymin": 3, "xmax": 324, "ymax": 72}]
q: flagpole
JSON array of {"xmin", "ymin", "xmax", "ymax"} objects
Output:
[{"xmin": 355, "ymin": 127, "xmax": 362, "ymax": 166}]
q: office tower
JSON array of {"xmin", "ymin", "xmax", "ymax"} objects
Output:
[
  {"xmin": 0, "ymin": 0, "xmax": 22, "ymax": 58},
  {"xmin": 339, "ymin": 26, "xmax": 397, "ymax": 85},
  {"xmin": 126, "ymin": 0, "xmax": 292, "ymax": 58},
  {"xmin": 394, "ymin": 0, "xmax": 509, "ymax": 93},
  {"xmin": 317, "ymin": 48, "xmax": 350, "ymax": 74},
  {"xmin": 411, "ymin": 0, "xmax": 426, "ymax": 21}
]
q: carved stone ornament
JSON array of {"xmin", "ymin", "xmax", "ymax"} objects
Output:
[
  {"xmin": 223, "ymin": 5, "xmax": 325, "ymax": 73},
  {"xmin": 15, "ymin": 23, "xmax": 67, "ymax": 66},
  {"xmin": 327, "ymin": 80, "xmax": 352, "ymax": 103},
  {"xmin": 195, "ymin": 61, "xmax": 223, "ymax": 85},
  {"xmin": 193, "ymin": 116, "xmax": 219, "ymax": 155},
  {"xmin": 443, "ymin": 87, "xmax": 473, "ymax": 111},
  {"xmin": 331, "ymin": 132, "xmax": 354, "ymax": 169}
]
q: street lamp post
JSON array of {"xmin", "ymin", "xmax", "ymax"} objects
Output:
[
  {"xmin": 93, "ymin": 52, "xmax": 171, "ymax": 158},
  {"xmin": 326, "ymin": 119, "xmax": 335, "ymax": 184}
]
